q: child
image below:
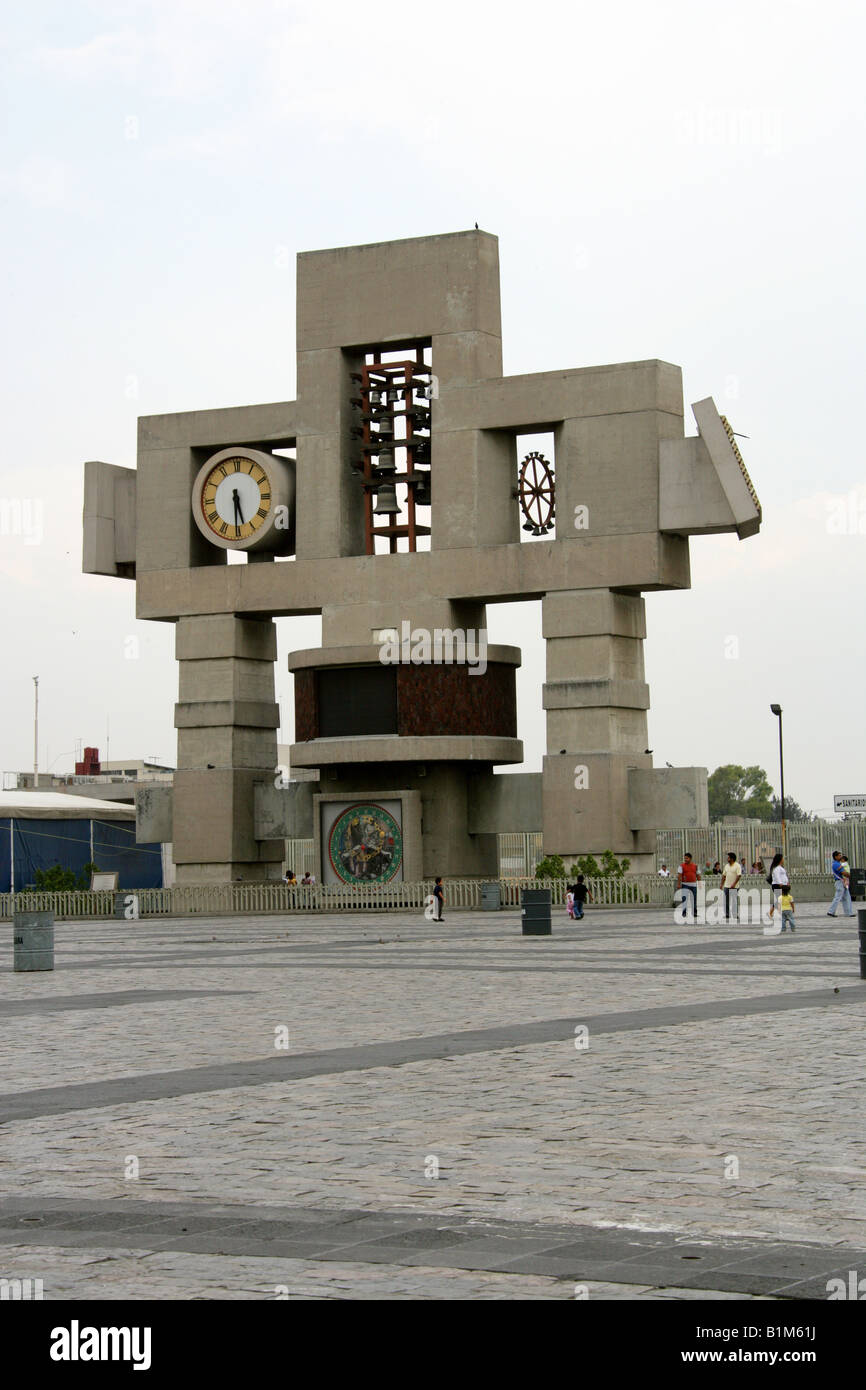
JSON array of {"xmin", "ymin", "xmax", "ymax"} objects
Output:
[
  {"xmin": 779, "ymin": 886, "xmax": 797, "ymax": 933},
  {"xmin": 573, "ymin": 874, "xmax": 591, "ymax": 920},
  {"xmin": 566, "ymin": 888, "xmax": 576, "ymax": 920}
]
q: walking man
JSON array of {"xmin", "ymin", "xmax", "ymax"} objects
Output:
[
  {"xmin": 721, "ymin": 852, "xmax": 742, "ymax": 922},
  {"xmin": 827, "ymin": 851, "xmax": 855, "ymax": 917}
]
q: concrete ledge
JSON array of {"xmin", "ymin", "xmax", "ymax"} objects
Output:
[
  {"xmin": 288, "ymin": 643, "xmax": 522, "ymax": 671},
  {"xmin": 290, "ymin": 735, "xmax": 523, "ymax": 767}
]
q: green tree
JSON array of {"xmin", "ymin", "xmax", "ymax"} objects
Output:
[
  {"xmin": 708, "ymin": 765, "xmax": 774, "ymax": 821},
  {"xmin": 769, "ymin": 795, "xmax": 812, "ymax": 823}
]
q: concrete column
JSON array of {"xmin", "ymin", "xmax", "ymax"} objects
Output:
[
  {"xmin": 173, "ymin": 615, "xmax": 283, "ymax": 884},
  {"xmin": 541, "ymin": 589, "xmax": 655, "ymax": 870}
]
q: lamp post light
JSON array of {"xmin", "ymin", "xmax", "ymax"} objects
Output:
[{"xmin": 770, "ymin": 703, "xmax": 785, "ymax": 861}]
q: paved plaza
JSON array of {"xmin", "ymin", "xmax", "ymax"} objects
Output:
[{"xmin": 1, "ymin": 903, "xmax": 865, "ymax": 1300}]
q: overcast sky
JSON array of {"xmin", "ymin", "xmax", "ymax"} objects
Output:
[{"xmin": 1, "ymin": 0, "xmax": 864, "ymax": 816}]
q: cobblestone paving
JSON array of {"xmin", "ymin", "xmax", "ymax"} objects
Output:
[{"xmin": 1, "ymin": 904, "xmax": 863, "ymax": 1299}]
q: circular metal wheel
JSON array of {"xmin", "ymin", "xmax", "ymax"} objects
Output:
[{"xmin": 517, "ymin": 451, "xmax": 555, "ymax": 534}]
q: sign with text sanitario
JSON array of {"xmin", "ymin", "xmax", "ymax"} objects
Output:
[{"xmin": 834, "ymin": 794, "xmax": 866, "ymax": 813}]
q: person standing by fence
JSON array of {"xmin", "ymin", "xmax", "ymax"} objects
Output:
[
  {"xmin": 677, "ymin": 853, "xmax": 700, "ymax": 922},
  {"xmin": 768, "ymin": 853, "xmax": 788, "ymax": 922},
  {"xmin": 433, "ymin": 876, "xmax": 445, "ymax": 921},
  {"xmin": 827, "ymin": 851, "xmax": 855, "ymax": 917},
  {"xmin": 721, "ymin": 852, "xmax": 742, "ymax": 922}
]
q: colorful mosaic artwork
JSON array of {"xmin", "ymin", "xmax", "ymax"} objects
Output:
[{"xmin": 327, "ymin": 803, "xmax": 403, "ymax": 885}]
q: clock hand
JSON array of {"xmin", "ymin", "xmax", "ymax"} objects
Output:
[{"xmin": 232, "ymin": 487, "xmax": 244, "ymax": 526}]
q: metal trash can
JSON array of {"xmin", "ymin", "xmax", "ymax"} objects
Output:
[
  {"xmin": 849, "ymin": 867, "xmax": 866, "ymax": 902},
  {"xmin": 859, "ymin": 909, "xmax": 866, "ymax": 980},
  {"xmin": 13, "ymin": 912, "xmax": 55, "ymax": 972},
  {"xmin": 521, "ymin": 887, "xmax": 551, "ymax": 936},
  {"xmin": 481, "ymin": 883, "xmax": 501, "ymax": 911},
  {"xmin": 114, "ymin": 892, "xmax": 140, "ymax": 920}
]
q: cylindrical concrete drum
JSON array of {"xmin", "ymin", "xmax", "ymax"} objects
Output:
[
  {"xmin": 13, "ymin": 912, "xmax": 55, "ymax": 972},
  {"xmin": 521, "ymin": 887, "xmax": 551, "ymax": 936}
]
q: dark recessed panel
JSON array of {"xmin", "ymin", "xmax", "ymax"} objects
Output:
[{"xmin": 317, "ymin": 666, "xmax": 398, "ymax": 738}]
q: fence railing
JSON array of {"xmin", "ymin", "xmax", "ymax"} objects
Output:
[{"xmin": 0, "ymin": 873, "xmax": 839, "ymax": 921}]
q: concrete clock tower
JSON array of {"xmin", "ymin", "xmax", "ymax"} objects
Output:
[{"xmin": 83, "ymin": 230, "xmax": 761, "ymax": 885}]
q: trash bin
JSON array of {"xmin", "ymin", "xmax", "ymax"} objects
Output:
[
  {"xmin": 114, "ymin": 892, "xmax": 140, "ymax": 920},
  {"xmin": 13, "ymin": 912, "xmax": 54, "ymax": 972},
  {"xmin": 521, "ymin": 887, "xmax": 551, "ymax": 936},
  {"xmin": 849, "ymin": 867, "xmax": 866, "ymax": 902},
  {"xmin": 481, "ymin": 883, "xmax": 501, "ymax": 911}
]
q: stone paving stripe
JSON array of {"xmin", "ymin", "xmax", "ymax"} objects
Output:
[
  {"xmin": 0, "ymin": 983, "xmax": 863, "ymax": 1124},
  {"xmin": 0, "ymin": 989, "xmax": 250, "ymax": 1016},
  {"xmin": 0, "ymin": 1197, "xmax": 862, "ymax": 1299}
]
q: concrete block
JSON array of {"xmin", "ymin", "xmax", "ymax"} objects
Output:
[
  {"xmin": 542, "ymin": 590, "xmax": 646, "ymax": 640},
  {"xmin": 136, "ymin": 439, "xmax": 224, "ymax": 574},
  {"xmin": 546, "ymin": 705, "xmax": 650, "ymax": 754},
  {"xmin": 177, "ymin": 726, "xmax": 278, "ymax": 771},
  {"xmin": 553, "ymin": 410, "xmax": 679, "ymax": 541},
  {"xmin": 175, "ymin": 616, "xmax": 277, "ymax": 663},
  {"xmin": 172, "ymin": 769, "xmax": 284, "ymax": 866},
  {"xmin": 297, "ymin": 230, "xmax": 502, "ymax": 352},
  {"xmin": 178, "ymin": 658, "xmax": 276, "ymax": 704},
  {"xmin": 135, "ymin": 785, "xmax": 173, "ymax": 843},
  {"xmin": 432, "ymin": 426, "xmax": 519, "ymax": 550},
  {"xmin": 542, "ymin": 678, "xmax": 650, "ymax": 710},
  {"xmin": 628, "ymin": 767, "xmax": 709, "ymax": 829},
  {"xmin": 542, "ymin": 751, "xmax": 652, "ymax": 858},
  {"xmin": 659, "ymin": 436, "xmax": 735, "ymax": 534},
  {"xmin": 82, "ymin": 461, "xmax": 137, "ymax": 578},
  {"xmin": 174, "ymin": 701, "xmax": 280, "ymax": 730},
  {"xmin": 254, "ymin": 781, "xmax": 316, "ymax": 839},
  {"xmin": 468, "ymin": 773, "xmax": 542, "ymax": 833}
]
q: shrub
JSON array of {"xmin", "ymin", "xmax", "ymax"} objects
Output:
[{"xmin": 534, "ymin": 854, "xmax": 566, "ymax": 880}]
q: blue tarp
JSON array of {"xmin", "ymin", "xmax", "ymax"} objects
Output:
[{"xmin": 0, "ymin": 818, "xmax": 163, "ymax": 892}]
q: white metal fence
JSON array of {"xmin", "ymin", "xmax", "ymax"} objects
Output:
[
  {"xmin": 0, "ymin": 873, "xmax": 840, "ymax": 920},
  {"xmin": 658, "ymin": 822, "xmax": 866, "ymax": 875}
]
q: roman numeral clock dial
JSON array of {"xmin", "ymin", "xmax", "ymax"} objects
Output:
[{"xmin": 191, "ymin": 447, "xmax": 295, "ymax": 555}]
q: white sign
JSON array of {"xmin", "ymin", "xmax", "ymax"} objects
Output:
[{"xmin": 834, "ymin": 795, "xmax": 866, "ymax": 813}]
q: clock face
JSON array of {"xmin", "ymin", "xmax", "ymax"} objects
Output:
[
  {"xmin": 191, "ymin": 446, "xmax": 295, "ymax": 554},
  {"xmin": 200, "ymin": 455, "xmax": 271, "ymax": 542}
]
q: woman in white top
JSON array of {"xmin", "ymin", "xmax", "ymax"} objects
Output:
[{"xmin": 769, "ymin": 853, "xmax": 789, "ymax": 921}]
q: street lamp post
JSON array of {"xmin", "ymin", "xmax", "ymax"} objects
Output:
[
  {"xmin": 770, "ymin": 703, "xmax": 785, "ymax": 862},
  {"xmin": 33, "ymin": 675, "xmax": 39, "ymax": 789}
]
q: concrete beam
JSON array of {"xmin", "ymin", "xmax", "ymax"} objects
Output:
[{"xmin": 136, "ymin": 532, "xmax": 692, "ymax": 621}]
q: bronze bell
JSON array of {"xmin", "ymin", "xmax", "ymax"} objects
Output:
[
  {"xmin": 414, "ymin": 471, "xmax": 431, "ymax": 507},
  {"xmin": 373, "ymin": 481, "xmax": 400, "ymax": 514}
]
